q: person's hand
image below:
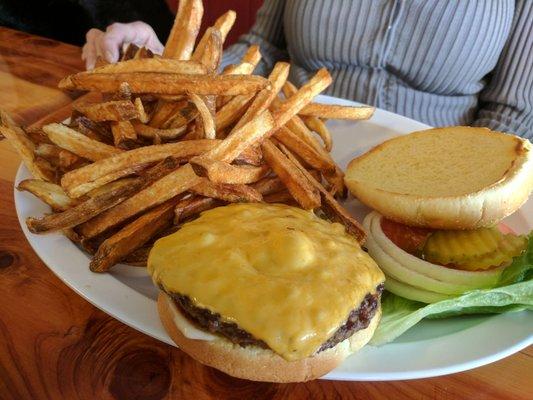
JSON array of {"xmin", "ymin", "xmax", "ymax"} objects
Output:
[{"xmin": 82, "ymin": 21, "xmax": 164, "ymax": 70}]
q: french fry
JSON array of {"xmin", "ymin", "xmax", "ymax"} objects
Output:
[
  {"xmin": 0, "ymin": 110, "xmax": 54, "ymax": 181},
  {"xmin": 215, "ymin": 94, "xmax": 255, "ymax": 130},
  {"xmin": 90, "ymin": 58, "xmax": 208, "ymax": 75},
  {"xmin": 74, "ymin": 116, "xmax": 113, "ymax": 144},
  {"xmin": 277, "ymin": 143, "xmax": 366, "ymax": 243},
  {"xmin": 272, "ymin": 68, "xmax": 332, "ymax": 128},
  {"xmin": 90, "ymin": 198, "xmax": 178, "ymax": 272},
  {"xmin": 273, "ymin": 126, "xmax": 335, "ymax": 172},
  {"xmin": 134, "ymin": 98, "xmax": 150, "ymax": 123},
  {"xmin": 231, "ymin": 62, "xmax": 290, "ymax": 131},
  {"xmin": 61, "ymin": 139, "xmax": 258, "ymax": 198},
  {"xmin": 302, "ymin": 115, "xmax": 332, "ymax": 152},
  {"xmin": 299, "ymin": 103, "xmax": 375, "ymax": 120},
  {"xmin": 191, "ymin": 109, "xmax": 274, "ymax": 171},
  {"xmin": 283, "ymin": 81, "xmax": 332, "ymax": 151},
  {"xmin": 111, "ymin": 121, "xmax": 137, "ymax": 149},
  {"xmin": 263, "ymin": 190, "xmax": 295, "ymax": 205},
  {"xmin": 191, "ymin": 178, "xmax": 262, "ymax": 202},
  {"xmin": 17, "ymin": 179, "xmax": 77, "ymax": 211},
  {"xmin": 43, "ymin": 123, "xmax": 120, "ymax": 161},
  {"xmin": 192, "ymin": 160, "xmax": 269, "ymax": 184},
  {"xmin": 35, "ymin": 143, "xmax": 81, "ymax": 170},
  {"xmin": 222, "ymin": 63, "xmax": 255, "ymax": 76},
  {"xmin": 197, "ymin": 28, "xmax": 222, "ymax": 72},
  {"xmin": 212, "ymin": 10, "xmax": 236, "ymax": 43},
  {"xmin": 120, "ymin": 43, "xmax": 139, "ymax": 61},
  {"xmin": 149, "ymin": 100, "xmax": 187, "ymax": 128},
  {"xmin": 241, "ymin": 45, "xmax": 262, "ymax": 67},
  {"xmin": 261, "ymin": 139, "xmax": 320, "ymax": 210},
  {"xmin": 59, "ymin": 72, "xmax": 269, "ymax": 96},
  {"xmin": 132, "ymin": 121, "xmax": 186, "ymax": 140},
  {"xmin": 122, "ymin": 244, "xmax": 151, "ymax": 266},
  {"xmin": 164, "ymin": 103, "xmax": 198, "ymax": 129},
  {"xmin": 175, "ymin": 195, "xmax": 221, "ymax": 224},
  {"xmin": 26, "ymin": 177, "xmax": 142, "ymax": 233},
  {"xmin": 189, "ymin": 93, "xmax": 216, "ymax": 139},
  {"xmin": 250, "ymin": 176, "xmax": 285, "ymax": 196},
  {"xmin": 163, "ymin": 0, "xmax": 203, "ymax": 60},
  {"xmin": 74, "ymin": 100, "xmax": 138, "ymax": 122},
  {"xmin": 78, "ymin": 164, "xmax": 200, "ymax": 239}
]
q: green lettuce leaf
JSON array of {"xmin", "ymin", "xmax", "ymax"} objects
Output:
[{"xmin": 371, "ymin": 234, "xmax": 533, "ymax": 345}]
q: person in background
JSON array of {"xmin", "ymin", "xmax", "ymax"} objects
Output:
[
  {"xmin": 0, "ymin": 0, "xmax": 173, "ymax": 49},
  {"xmin": 85, "ymin": 1, "xmax": 532, "ymax": 139}
]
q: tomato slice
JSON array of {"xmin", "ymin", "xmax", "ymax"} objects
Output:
[{"xmin": 380, "ymin": 218, "xmax": 433, "ymax": 255}]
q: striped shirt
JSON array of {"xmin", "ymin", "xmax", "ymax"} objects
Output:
[{"xmin": 223, "ymin": 0, "xmax": 533, "ymax": 139}]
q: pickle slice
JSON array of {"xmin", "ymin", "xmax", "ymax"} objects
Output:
[{"xmin": 423, "ymin": 227, "xmax": 502, "ymax": 265}]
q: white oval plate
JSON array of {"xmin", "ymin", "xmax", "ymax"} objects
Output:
[{"xmin": 14, "ymin": 95, "xmax": 533, "ymax": 381}]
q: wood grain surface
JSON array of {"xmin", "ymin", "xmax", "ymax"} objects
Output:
[{"xmin": 0, "ymin": 26, "xmax": 531, "ymax": 400}]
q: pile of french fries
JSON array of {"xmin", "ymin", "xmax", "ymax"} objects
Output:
[{"xmin": 0, "ymin": 0, "xmax": 374, "ymax": 273}]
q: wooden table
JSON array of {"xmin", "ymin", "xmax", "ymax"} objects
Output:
[{"xmin": 0, "ymin": 27, "xmax": 530, "ymax": 400}]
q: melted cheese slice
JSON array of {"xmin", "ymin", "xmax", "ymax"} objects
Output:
[{"xmin": 148, "ymin": 203, "xmax": 384, "ymax": 361}]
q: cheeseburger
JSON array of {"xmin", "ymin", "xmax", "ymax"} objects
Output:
[{"xmin": 148, "ymin": 203, "xmax": 384, "ymax": 382}]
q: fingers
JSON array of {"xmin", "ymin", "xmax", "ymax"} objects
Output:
[
  {"xmin": 83, "ymin": 28, "xmax": 104, "ymax": 70},
  {"xmin": 82, "ymin": 22, "xmax": 164, "ymax": 70}
]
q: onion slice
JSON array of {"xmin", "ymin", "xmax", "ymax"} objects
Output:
[
  {"xmin": 365, "ymin": 212, "xmax": 504, "ymax": 288},
  {"xmin": 384, "ymin": 276, "xmax": 453, "ymax": 303}
]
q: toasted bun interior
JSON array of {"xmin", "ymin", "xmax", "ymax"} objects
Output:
[
  {"xmin": 158, "ymin": 292, "xmax": 381, "ymax": 382},
  {"xmin": 345, "ymin": 127, "xmax": 533, "ymax": 229}
]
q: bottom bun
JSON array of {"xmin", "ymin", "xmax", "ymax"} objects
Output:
[{"xmin": 158, "ymin": 292, "xmax": 381, "ymax": 382}]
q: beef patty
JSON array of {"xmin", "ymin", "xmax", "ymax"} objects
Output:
[{"xmin": 168, "ymin": 283, "xmax": 384, "ymax": 353}]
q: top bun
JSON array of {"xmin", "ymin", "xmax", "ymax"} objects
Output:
[{"xmin": 345, "ymin": 127, "xmax": 533, "ymax": 229}]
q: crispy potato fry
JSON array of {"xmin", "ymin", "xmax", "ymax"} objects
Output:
[
  {"xmin": 283, "ymin": 81, "xmax": 332, "ymax": 151},
  {"xmin": 26, "ymin": 177, "xmax": 142, "ymax": 233},
  {"xmin": 122, "ymin": 244, "xmax": 151, "ymax": 266},
  {"xmin": 121, "ymin": 43, "xmax": 139, "ymax": 61},
  {"xmin": 60, "ymin": 72, "xmax": 269, "ymax": 96},
  {"xmin": 133, "ymin": 46, "xmax": 154, "ymax": 60},
  {"xmin": 192, "ymin": 160, "xmax": 269, "ymax": 184},
  {"xmin": 134, "ymin": 98, "xmax": 150, "ymax": 123},
  {"xmin": 78, "ymin": 164, "xmax": 200, "ymax": 239},
  {"xmin": 132, "ymin": 121, "xmax": 186, "ymax": 140},
  {"xmin": 149, "ymin": 100, "xmax": 186, "ymax": 128},
  {"xmin": 74, "ymin": 100, "xmax": 138, "ymax": 122},
  {"xmin": 302, "ymin": 115, "xmax": 332, "ymax": 151},
  {"xmin": 192, "ymin": 178, "xmax": 262, "ymax": 202},
  {"xmin": 17, "ymin": 179, "xmax": 77, "ymax": 211},
  {"xmin": 278, "ymin": 143, "xmax": 365, "ymax": 243},
  {"xmin": 272, "ymin": 68, "xmax": 332, "ymax": 128},
  {"xmin": 273, "ymin": 126, "xmax": 335, "ymax": 172},
  {"xmin": 285, "ymin": 117, "xmax": 346, "ymax": 198},
  {"xmin": 215, "ymin": 94, "xmax": 254, "ymax": 130},
  {"xmin": 0, "ymin": 110, "xmax": 54, "ymax": 181},
  {"xmin": 164, "ymin": 103, "xmax": 197, "ymax": 129},
  {"xmin": 231, "ymin": 62, "xmax": 290, "ymax": 132},
  {"xmin": 250, "ymin": 176, "xmax": 285, "ymax": 196},
  {"xmin": 263, "ymin": 189, "xmax": 295, "ymax": 204},
  {"xmin": 189, "ymin": 93, "xmax": 215, "ymax": 139},
  {"xmin": 300, "ymin": 103, "xmax": 375, "ymax": 120},
  {"xmin": 261, "ymin": 139, "xmax": 320, "ymax": 210},
  {"xmin": 241, "ymin": 45, "xmax": 262, "ymax": 67},
  {"xmin": 90, "ymin": 198, "xmax": 177, "ymax": 272},
  {"xmin": 212, "ymin": 10, "xmax": 236, "ymax": 42},
  {"xmin": 111, "ymin": 121, "xmax": 137, "ymax": 149},
  {"xmin": 175, "ymin": 195, "xmax": 221, "ymax": 224},
  {"xmin": 197, "ymin": 28, "xmax": 222, "ymax": 72},
  {"xmin": 163, "ymin": 0, "xmax": 203, "ymax": 60},
  {"xmin": 191, "ymin": 109, "xmax": 274, "ymax": 172},
  {"xmin": 43, "ymin": 123, "xmax": 121, "ymax": 161},
  {"xmin": 61, "ymin": 139, "xmax": 258, "ymax": 198},
  {"xmin": 222, "ymin": 62, "xmax": 255, "ymax": 76},
  {"xmin": 92, "ymin": 58, "xmax": 208, "ymax": 75},
  {"xmin": 74, "ymin": 116, "xmax": 113, "ymax": 143},
  {"xmin": 35, "ymin": 143, "xmax": 81, "ymax": 170}
]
